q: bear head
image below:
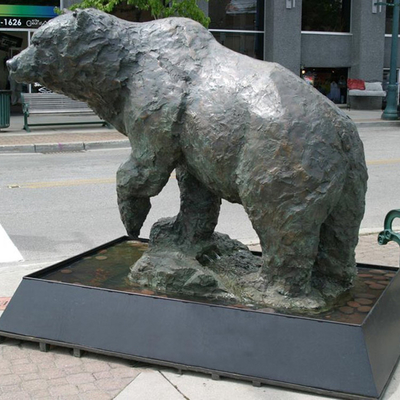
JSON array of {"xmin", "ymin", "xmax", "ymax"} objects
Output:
[{"xmin": 7, "ymin": 9, "xmax": 133, "ymax": 108}]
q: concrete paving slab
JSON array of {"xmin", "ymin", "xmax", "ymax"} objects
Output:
[
  {"xmin": 0, "ymin": 262, "xmax": 52, "ymax": 298},
  {"xmin": 384, "ymin": 363, "xmax": 400, "ymax": 400},
  {"xmin": 114, "ymin": 370, "xmax": 186, "ymax": 400},
  {"xmin": 163, "ymin": 370, "xmax": 322, "ymax": 400},
  {"xmin": 163, "ymin": 366, "xmax": 400, "ymax": 400}
]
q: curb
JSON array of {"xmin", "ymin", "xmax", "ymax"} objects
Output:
[
  {"xmin": 355, "ymin": 120, "xmax": 400, "ymax": 128},
  {"xmin": 359, "ymin": 226, "xmax": 400, "ymax": 235},
  {"xmin": 0, "ymin": 140, "xmax": 130, "ymax": 153},
  {"xmin": 244, "ymin": 230, "xmax": 390, "ymax": 251},
  {"xmin": 0, "ymin": 144, "xmax": 35, "ymax": 153},
  {"xmin": 84, "ymin": 140, "xmax": 130, "ymax": 150}
]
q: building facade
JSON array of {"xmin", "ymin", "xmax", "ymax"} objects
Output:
[
  {"xmin": 205, "ymin": 0, "xmax": 392, "ymax": 105},
  {"xmin": 0, "ymin": 0, "xmax": 398, "ymax": 105}
]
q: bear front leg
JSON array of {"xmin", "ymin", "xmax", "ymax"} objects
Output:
[
  {"xmin": 117, "ymin": 153, "xmax": 173, "ymax": 238},
  {"xmin": 118, "ymin": 197, "xmax": 151, "ymax": 238}
]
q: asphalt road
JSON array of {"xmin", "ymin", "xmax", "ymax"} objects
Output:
[
  {"xmin": 0, "ymin": 148, "xmax": 256, "ymax": 267},
  {"xmin": 1, "ymin": 125, "xmax": 400, "ymax": 267}
]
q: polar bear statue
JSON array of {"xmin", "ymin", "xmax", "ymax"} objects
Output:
[{"xmin": 7, "ymin": 9, "xmax": 368, "ymax": 308}]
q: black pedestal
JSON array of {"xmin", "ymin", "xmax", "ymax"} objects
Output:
[{"xmin": 1, "ymin": 237, "xmax": 399, "ymax": 400}]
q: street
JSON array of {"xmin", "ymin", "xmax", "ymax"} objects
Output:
[
  {"xmin": 1, "ymin": 124, "xmax": 400, "ymax": 269},
  {"xmin": 0, "ymin": 147, "xmax": 257, "ymax": 268}
]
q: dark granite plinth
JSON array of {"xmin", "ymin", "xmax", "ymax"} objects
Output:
[{"xmin": 1, "ymin": 237, "xmax": 399, "ymax": 400}]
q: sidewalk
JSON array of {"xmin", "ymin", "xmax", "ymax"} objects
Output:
[
  {"xmin": 0, "ymin": 108, "xmax": 399, "ymax": 153},
  {"xmin": 0, "ymin": 114, "xmax": 129, "ymax": 153},
  {"xmin": 1, "ymin": 109, "xmax": 400, "ymax": 399},
  {"xmin": 345, "ymin": 108, "xmax": 400, "ymax": 127}
]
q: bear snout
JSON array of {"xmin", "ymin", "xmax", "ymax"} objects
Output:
[{"xmin": 6, "ymin": 47, "xmax": 38, "ymax": 84}]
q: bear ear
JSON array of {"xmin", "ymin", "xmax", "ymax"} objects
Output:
[{"xmin": 74, "ymin": 9, "xmax": 92, "ymax": 28}]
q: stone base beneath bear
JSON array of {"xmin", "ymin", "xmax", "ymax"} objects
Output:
[
  {"xmin": 129, "ymin": 233, "xmax": 264, "ymax": 305},
  {"xmin": 128, "ymin": 228, "xmax": 351, "ymax": 313}
]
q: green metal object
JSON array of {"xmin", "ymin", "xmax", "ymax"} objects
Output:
[
  {"xmin": 378, "ymin": 209, "xmax": 400, "ymax": 246},
  {"xmin": 21, "ymin": 94, "xmax": 113, "ymax": 132},
  {"xmin": 381, "ymin": 0, "xmax": 400, "ymax": 120},
  {"xmin": 22, "ymin": 101, "xmax": 30, "ymax": 132},
  {"xmin": 0, "ymin": 90, "xmax": 11, "ymax": 129}
]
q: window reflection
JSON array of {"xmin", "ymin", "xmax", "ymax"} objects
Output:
[
  {"xmin": 385, "ymin": 5, "xmax": 398, "ymax": 34},
  {"xmin": 211, "ymin": 32, "xmax": 263, "ymax": 59},
  {"xmin": 209, "ymin": 0, "xmax": 264, "ymax": 31},
  {"xmin": 302, "ymin": 0, "xmax": 351, "ymax": 33}
]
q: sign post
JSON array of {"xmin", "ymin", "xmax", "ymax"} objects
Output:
[{"xmin": 377, "ymin": 1, "xmax": 400, "ymax": 120}]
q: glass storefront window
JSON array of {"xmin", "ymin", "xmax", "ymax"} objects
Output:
[
  {"xmin": 385, "ymin": 5, "xmax": 399, "ymax": 34},
  {"xmin": 211, "ymin": 31, "xmax": 263, "ymax": 60},
  {"xmin": 208, "ymin": 0, "xmax": 264, "ymax": 60},
  {"xmin": 209, "ymin": 0, "xmax": 264, "ymax": 31},
  {"xmin": 301, "ymin": 67, "xmax": 348, "ymax": 104},
  {"xmin": 302, "ymin": 0, "xmax": 351, "ymax": 33}
]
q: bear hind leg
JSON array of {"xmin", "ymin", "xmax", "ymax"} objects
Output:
[
  {"xmin": 149, "ymin": 164, "xmax": 221, "ymax": 250},
  {"xmin": 313, "ymin": 182, "xmax": 366, "ymax": 292},
  {"xmin": 241, "ymin": 200, "xmax": 323, "ymax": 297}
]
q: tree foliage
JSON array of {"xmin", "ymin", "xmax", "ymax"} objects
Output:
[{"xmin": 67, "ymin": 0, "xmax": 210, "ymax": 27}]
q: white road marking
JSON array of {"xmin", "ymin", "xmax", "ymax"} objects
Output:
[{"xmin": 0, "ymin": 224, "xmax": 24, "ymax": 263}]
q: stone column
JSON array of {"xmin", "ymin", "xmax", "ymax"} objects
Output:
[
  {"xmin": 264, "ymin": 0, "xmax": 302, "ymax": 75},
  {"xmin": 350, "ymin": 1, "xmax": 386, "ymax": 80},
  {"xmin": 62, "ymin": 0, "xmax": 79, "ymax": 7},
  {"xmin": 198, "ymin": 0, "xmax": 209, "ymax": 18}
]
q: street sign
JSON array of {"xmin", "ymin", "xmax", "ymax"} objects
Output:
[{"xmin": 0, "ymin": 5, "xmax": 58, "ymax": 29}]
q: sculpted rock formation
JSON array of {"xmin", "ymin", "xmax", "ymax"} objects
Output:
[{"xmin": 7, "ymin": 9, "xmax": 368, "ymax": 310}]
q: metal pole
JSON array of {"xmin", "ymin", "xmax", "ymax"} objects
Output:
[
  {"xmin": 382, "ymin": 0, "xmax": 400, "ymax": 120},
  {"xmin": 28, "ymin": 32, "xmax": 31, "ymax": 93}
]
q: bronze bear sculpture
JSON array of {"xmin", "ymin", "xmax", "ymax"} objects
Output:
[{"xmin": 8, "ymin": 9, "xmax": 368, "ymax": 309}]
